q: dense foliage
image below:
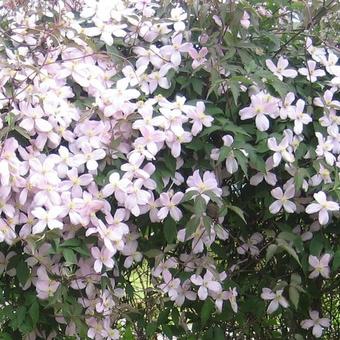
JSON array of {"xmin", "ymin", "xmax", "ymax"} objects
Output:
[{"xmin": 0, "ymin": 0, "xmax": 339, "ymax": 339}]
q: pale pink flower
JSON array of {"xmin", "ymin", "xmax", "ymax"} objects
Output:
[
  {"xmin": 308, "ymin": 253, "xmax": 331, "ymax": 279},
  {"xmin": 279, "ymin": 92, "xmax": 296, "ymax": 119},
  {"xmin": 173, "ymin": 280, "xmax": 197, "ymax": 306},
  {"xmin": 288, "ymin": 99, "xmax": 312, "ymax": 135},
  {"xmin": 31, "ymin": 207, "xmax": 63, "ymax": 234},
  {"xmin": 266, "ymin": 57, "xmax": 297, "ymax": 80},
  {"xmin": 211, "ymin": 287, "xmax": 238, "ymax": 313},
  {"xmin": 19, "ymin": 103, "xmax": 52, "ymax": 133},
  {"xmin": 158, "ymin": 275, "xmax": 181, "ymax": 300},
  {"xmin": 239, "ymin": 91, "xmax": 279, "ymax": 131},
  {"xmin": 190, "ymin": 271, "xmax": 222, "ymax": 300},
  {"xmin": 298, "ymin": 60, "xmax": 326, "ymax": 82},
  {"xmin": 160, "ymin": 33, "xmax": 191, "ymax": 66},
  {"xmin": 73, "ymin": 143, "xmax": 106, "ymax": 171},
  {"xmin": 0, "ymin": 186, "xmax": 14, "ymax": 217},
  {"xmin": 267, "ymin": 129, "xmax": 295, "ymax": 167},
  {"xmin": 135, "ymin": 126, "xmax": 165, "ymax": 156},
  {"xmin": 250, "ymin": 157, "xmax": 277, "ymax": 186},
  {"xmin": 152, "ymin": 257, "xmax": 178, "ymax": 282},
  {"xmin": 315, "ymin": 132, "xmax": 335, "ymax": 166},
  {"xmin": 187, "ymin": 101, "xmax": 213, "ymax": 136},
  {"xmin": 240, "ymin": 11, "xmax": 250, "ymax": 29},
  {"xmin": 269, "ymin": 185, "xmax": 296, "ymax": 214},
  {"xmin": 186, "ymin": 170, "xmax": 222, "ymax": 203},
  {"xmin": 261, "ymin": 288, "xmax": 289, "ymax": 314},
  {"xmin": 188, "ymin": 47, "xmax": 208, "ymax": 69},
  {"xmin": 301, "ymin": 310, "xmax": 330, "ymax": 338},
  {"xmin": 305, "ymin": 191, "xmax": 339, "ymax": 225},
  {"xmin": 237, "ymin": 233, "xmax": 263, "ymax": 256},
  {"xmin": 157, "ymin": 191, "xmax": 184, "ymax": 221},
  {"xmin": 35, "ymin": 266, "xmax": 60, "ymax": 300}
]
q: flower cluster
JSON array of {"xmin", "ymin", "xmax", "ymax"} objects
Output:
[{"xmin": 0, "ymin": 0, "xmax": 339, "ymax": 339}]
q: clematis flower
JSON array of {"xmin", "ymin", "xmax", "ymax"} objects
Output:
[
  {"xmin": 308, "ymin": 253, "xmax": 331, "ymax": 279},
  {"xmin": 35, "ymin": 266, "xmax": 60, "ymax": 300},
  {"xmin": 269, "ymin": 185, "xmax": 296, "ymax": 214},
  {"xmin": 157, "ymin": 191, "xmax": 184, "ymax": 221},
  {"xmin": 261, "ymin": 288, "xmax": 289, "ymax": 314},
  {"xmin": 239, "ymin": 91, "xmax": 279, "ymax": 131},
  {"xmin": 301, "ymin": 310, "xmax": 330, "ymax": 338},
  {"xmin": 186, "ymin": 101, "xmax": 213, "ymax": 136},
  {"xmin": 266, "ymin": 57, "xmax": 298, "ymax": 80},
  {"xmin": 190, "ymin": 271, "xmax": 222, "ymax": 300},
  {"xmin": 91, "ymin": 246, "xmax": 115, "ymax": 273},
  {"xmin": 160, "ymin": 33, "xmax": 191, "ymax": 66},
  {"xmin": 267, "ymin": 129, "xmax": 295, "ymax": 167},
  {"xmin": 188, "ymin": 47, "xmax": 208, "ymax": 70},
  {"xmin": 31, "ymin": 207, "xmax": 63, "ymax": 234},
  {"xmin": 288, "ymin": 99, "xmax": 312, "ymax": 135},
  {"xmin": 240, "ymin": 11, "xmax": 250, "ymax": 29},
  {"xmin": 305, "ymin": 191, "xmax": 339, "ymax": 225},
  {"xmin": 298, "ymin": 60, "xmax": 326, "ymax": 82},
  {"xmin": 186, "ymin": 170, "xmax": 222, "ymax": 203},
  {"xmin": 315, "ymin": 132, "xmax": 335, "ymax": 166}
]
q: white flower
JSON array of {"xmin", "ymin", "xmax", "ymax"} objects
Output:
[
  {"xmin": 266, "ymin": 57, "xmax": 297, "ymax": 81},
  {"xmin": 288, "ymin": 99, "xmax": 312, "ymax": 135},
  {"xmin": 301, "ymin": 310, "xmax": 330, "ymax": 338},
  {"xmin": 298, "ymin": 60, "xmax": 326, "ymax": 83},
  {"xmin": 269, "ymin": 185, "xmax": 296, "ymax": 214},
  {"xmin": 308, "ymin": 253, "xmax": 331, "ymax": 279},
  {"xmin": 261, "ymin": 288, "xmax": 289, "ymax": 314},
  {"xmin": 305, "ymin": 191, "xmax": 339, "ymax": 225}
]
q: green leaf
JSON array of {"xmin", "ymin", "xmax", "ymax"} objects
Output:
[
  {"xmin": 200, "ymin": 299, "xmax": 214, "ymax": 325},
  {"xmin": 185, "ymin": 216, "xmax": 200, "ymax": 239},
  {"xmin": 218, "ymin": 146, "xmax": 232, "ymax": 164},
  {"xmin": 213, "ymin": 326, "xmax": 225, "ymax": 340},
  {"xmin": 229, "ymin": 80, "xmax": 240, "ymax": 105},
  {"xmin": 144, "ymin": 249, "xmax": 163, "ymax": 258},
  {"xmin": 332, "ymin": 249, "xmax": 340, "ymax": 271},
  {"xmin": 278, "ymin": 240, "xmax": 301, "ymax": 267},
  {"xmin": 182, "ymin": 190, "xmax": 199, "ymax": 202},
  {"xmin": 122, "ymin": 324, "xmax": 134, "ymax": 340},
  {"xmin": 191, "ymin": 78, "xmax": 204, "ymax": 95},
  {"xmin": 294, "ymin": 168, "xmax": 309, "ymax": 191},
  {"xmin": 16, "ymin": 259, "xmax": 30, "ymax": 286},
  {"xmin": 63, "ymin": 249, "xmax": 77, "ymax": 264},
  {"xmin": 29, "ymin": 301, "xmax": 39, "ymax": 327},
  {"xmin": 234, "ymin": 150, "xmax": 248, "ymax": 177},
  {"xmin": 289, "ymin": 286, "xmax": 299, "ymax": 309},
  {"xmin": 59, "ymin": 239, "xmax": 82, "ymax": 248},
  {"xmin": 146, "ymin": 322, "xmax": 158, "ymax": 337},
  {"xmin": 163, "ymin": 217, "xmax": 177, "ymax": 244},
  {"xmin": 309, "ymin": 233, "xmax": 324, "ymax": 256},
  {"xmin": 17, "ymin": 306, "xmax": 26, "ymax": 327},
  {"xmin": 224, "ymin": 204, "xmax": 246, "ymax": 223},
  {"xmin": 266, "ymin": 244, "xmax": 278, "ymax": 262},
  {"xmin": 194, "ymin": 195, "xmax": 207, "ymax": 216}
]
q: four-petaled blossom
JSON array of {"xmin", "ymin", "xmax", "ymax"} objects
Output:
[
  {"xmin": 31, "ymin": 207, "xmax": 63, "ymax": 234},
  {"xmin": 266, "ymin": 57, "xmax": 297, "ymax": 81},
  {"xmin": 269, "ymin": 185, "xmax": 296, "ymax": 214},
  {"xmin": 298, "ymin": 60, "xmax": 326, "ymax": 82},
  {"xmin": 305, "ymin": 191, "xmax": 339, "ymax": 225},
  {"xmin": 308, "ymin": 253, "xmax": 331, "ymax": 279},
  {"xmin": 91, "ymin": 247, "xmax": 115, "ymax": 273},
  {"xmin": 301, "ymin": 310, "xmax": 330, "ymax": 338},
  {"xmin": 190, "ymin": 271, "xmax": 222, "ymax": 300},
  {"xmin": 261, "ymin": 288, "xmax": 289, "ymax": 314},
  {"xmin": 186, "ymin": 170, "xmax": 222, "ymax": 203},
  {"xmin": 239, "ymin": 91, "xmax": 279, "ymax": 131},
  {"xmin": 157, "ymin": 191, "xmax": 184, "ymax": 221}
]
